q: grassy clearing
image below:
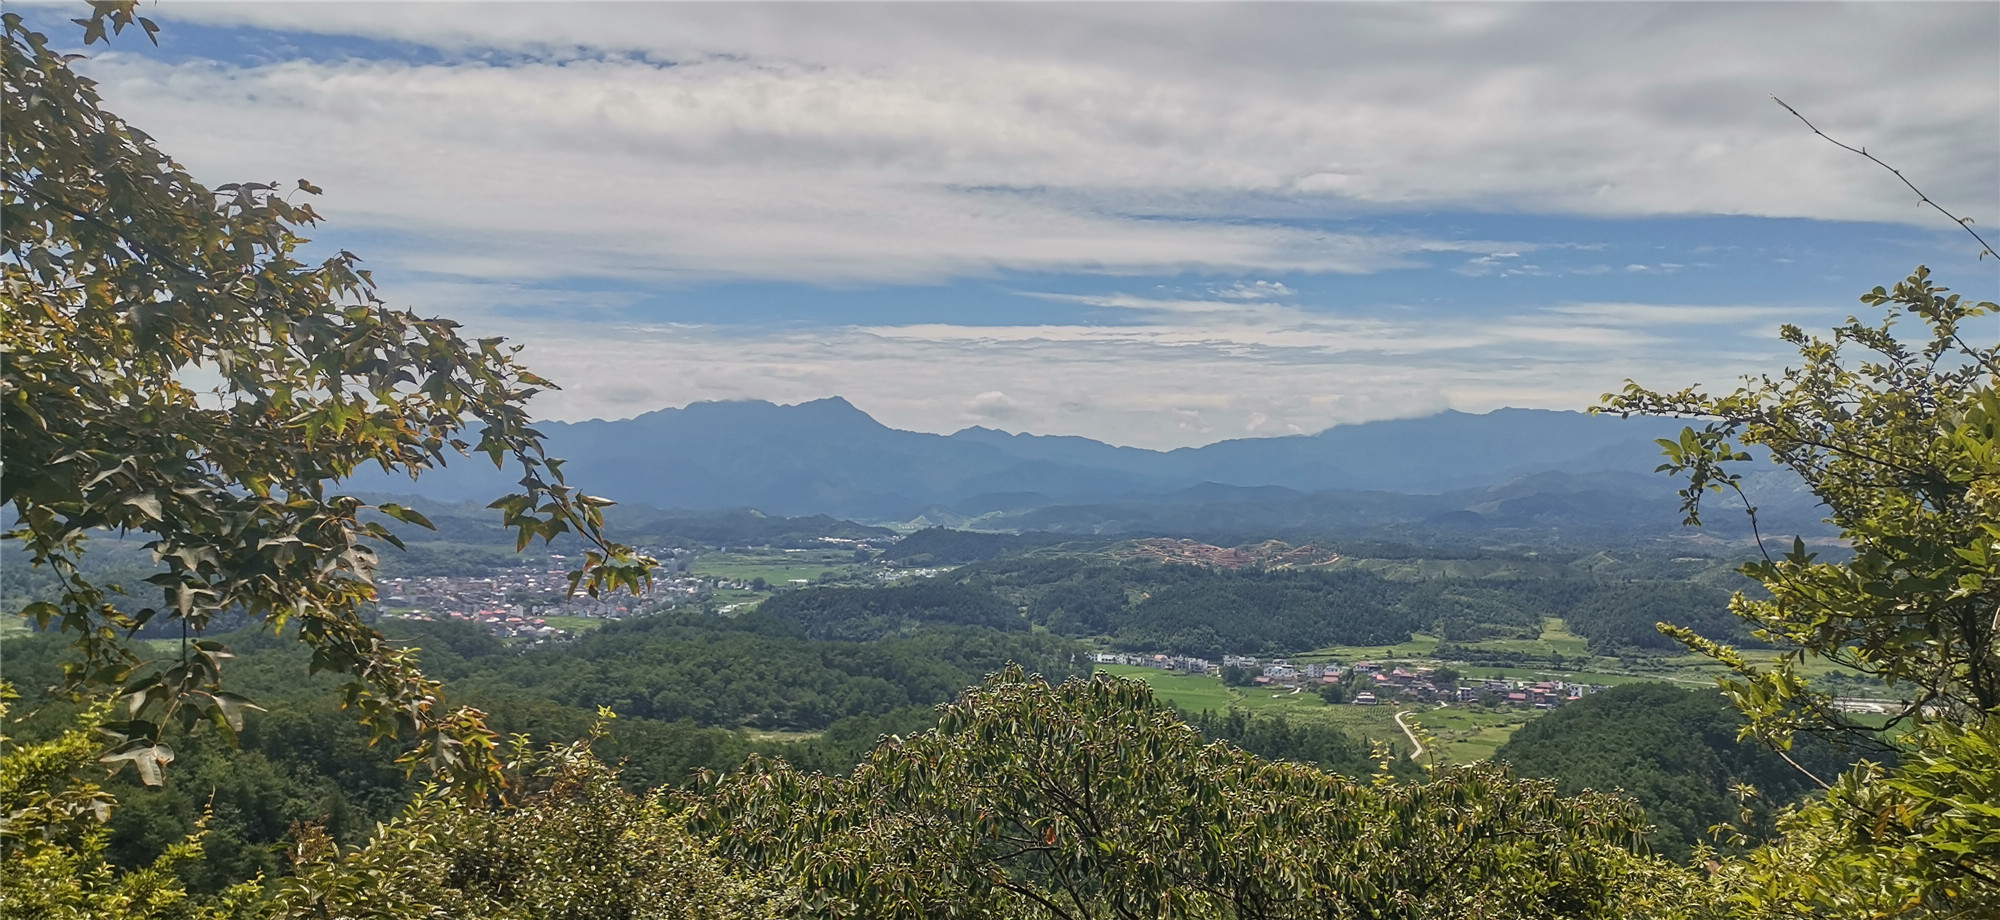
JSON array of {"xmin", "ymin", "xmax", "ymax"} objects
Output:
[
  {"xmin": 740, "ymin": 728, "xmax": 823, "ymax": 744},
  {"xmin": 1298, "ymin": 634, "xmax": 1442, "ymax": 663},
  {"xmin": 1097, "ymin": 665, "xmax": 1245, "ymax": 713},
  {"xmin": 1292, "ymin": 703, "xmax": 1423, "ymax": 756},
  {"xmin": 1401, "ymin": 705, "xmax": 1538, "ymax": 765},
  {"xmin": 710, "ymin": 589, "xmax": 769, "ymax": 613},
  {"xmin": 538, "ymin": 615, "xmax": 606, "ymax": 633},
  {"xmin": 690, "ymin": 550, "xmax": 861, "ymax": 586},
  {"xmin": 1096, "ymin": 665, "xmax": 1526, "ymax": 762},
  {"xmin": 1302, "ymin": 618, "xmax": 1592, "ymax": 665}
]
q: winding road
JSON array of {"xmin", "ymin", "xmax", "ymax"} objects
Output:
[{"xmin": 1393, "ymin": 709, "xmax": 1425, "ymax": 761}]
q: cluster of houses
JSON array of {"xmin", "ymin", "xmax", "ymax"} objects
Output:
[
  {"xmin": 384, "ymin": 608, "xmax": 568, "ymax": 642},
  {"xmin": 1345, "ymin": 664, "xmax": 1604, "ymax": 709},
  {"xmin": 1110, "ymin": 538, "xmax": 1341, "ymax": 570},
  {"xmin": 375, "ymin": 550, "xmax": 697, "ymax": 641},
  {"xmin": 1096, "ymin": 651, "xmax": 1605, "ymax": 710},
  {"xmin": 1092, "ymin": 651, "xmax": 1216, "ymax": 673},
  {"xmin": 1475, "ymin": 677, "xmax": 1600, "ymax": 709},
  {"xmin": 875, "ymin": 566, "xmax": 953, "ymax": 583}
]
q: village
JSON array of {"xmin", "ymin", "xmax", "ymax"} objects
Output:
[
  {"xmin": 373, "ymin": 547, "xmax": 704, "ymax": 641},
  {"xmin": 1091, "ymin": 651, "xmax": 1605, "ymax": 710},
  {"xmin": 375, "ymin": 553, "xmax": 1609, "ymax": 713}
]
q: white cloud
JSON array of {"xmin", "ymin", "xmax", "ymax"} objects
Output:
[
  {"xmin": 965, "ymin": 390, "xmax": 1021, "ymax": 423},
  {"xmin": 1454, "ymin": 252, "xmax": 1521, "ymax": 277},
  {"xmin": 64, "ymin": 3, "xmax": 1997, "ymax": 286},
  {"xmin": 26, "ymin": 4, "xmax": 1988, "ymax": 446},
  {"xmin": 494, "ymin": 312, "xmax": 1787, "ymax": 449},
  {"xmin": 1544, "ymin": 302, "xmax": 1818, "ymax": 327},
  {"xmin": 427, "ymin": 276, "xmax": 1831, "ymax": 448},
  {"xmin": 1213, "ymin": 280, "xmax": 1295, "ymax": 300}
]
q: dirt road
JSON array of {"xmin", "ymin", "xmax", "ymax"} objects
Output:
[{"xmin": 1393, "ymin": 709, "xmax": 1425, "ymax": 760}]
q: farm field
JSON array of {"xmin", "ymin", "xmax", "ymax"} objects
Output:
[
  {"xmin": 1096, "ymin": 664, "xmax": 1255, "ymax": 713},
  {"xmin": 1292, "ymin": 617, "xmax": 1850, "ymax": 699},
  {"xmin": 1289, "ymin": 702, "xmax": 1427, "ymax": 759},
  {"xmin": 710, "ymin": 588, "xmax": 769, "ymax": 613},
  {"xmin": 1296, "ymin": 634, "xmax": 1443, "ymax": 662},
  {"xmin": 689, "ymin": 550, "xmax": 862, "ymax": 586},
  {"xmin": 1097, "ymin": 665, "xmax": 1527, "ymax": 764},
  {"xmin": 1399, "ymin": 705, "xmax": 1538, "ymax": 765}
]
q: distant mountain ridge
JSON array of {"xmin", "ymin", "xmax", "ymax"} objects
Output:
[{"xmin": 354, "ymin": 397, "xmax": 1821, "ymax": 535}]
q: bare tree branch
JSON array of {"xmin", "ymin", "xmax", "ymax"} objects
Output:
[{"xmin": 1771, "ymin": 96, "xmax": 1996, "ymax": 261}]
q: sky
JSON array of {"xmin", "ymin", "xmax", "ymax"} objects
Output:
[{"xmin": 25, "ymin": 2, "xmax": 2000, "ymax": 448}]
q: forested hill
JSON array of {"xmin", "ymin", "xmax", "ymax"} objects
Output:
[
  {"xmin": 1493, "ymin": 683, "xmax": 1874, "ymax": 861},
  {"xmin": 0, "ymin": 611, "xmax": 1096, "ymax": 886},
  {"xmin": 756, "ymin": 554, "xmax": 1757, "ymax": 660}
]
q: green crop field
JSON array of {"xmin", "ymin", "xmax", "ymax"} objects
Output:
[
  {"xmin": 710, "ymin": 588, "xmax": 770, "ymax": 613},
  {"xmin": 538, "ymin": 615, "xmax": 606, "ymax": 633},
  {"xmin": 1096, "ymin": 665, "xmax": 1244, "ymax": 712},
  {"xmin": 1288, "ymin": 703, "xmax": 1420, "ymax": 756},
  {"xmin": 1097, "ymin": 665, "xmax": 1344, "ymax": 721},
  {"xmin": 1297, "ymin": 634, "xmax": 1443, "ymax": 663},
  {"xmin": 1400, "ymin": 705, "xmax": 1537, "ymax": 765},
  {"xmin": 1293, "ymin": 617, "xmax": 1776, "ymax": 699},
  {"xmin": 1094, "ymin": 665, "xmax": 1531, "ymax": 763},
  {"xmin": 690, "ymin": 550, "xmax": 861, "ymax": 586}
]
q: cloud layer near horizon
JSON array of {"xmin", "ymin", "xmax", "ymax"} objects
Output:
[
  {"xmin": 457, "ymin": 289, "xmax": 1828, "ymax": 449},
  {"xmin": 41, "ymin": 2, "xmax": 2000, "ymax": 446}
]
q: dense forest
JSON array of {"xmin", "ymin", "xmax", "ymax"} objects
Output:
[
  {"xmin": 0, "ymin": 611, "xmax": 1091, "ymax": 895},
  {"xmin": 755, "ymin": 580, "xmax": 1028, "ymax": 641},
  {"xmin": 1492, "ymin": 683, "xmax": 1870, "ymax": 862},
  {"xmin": 5, "ymin": 612, "xmax": 1448, "ymax": 898},
  {"xmin": 761, "ymin": 553, "xmax": 1756, "ymax": 659}
]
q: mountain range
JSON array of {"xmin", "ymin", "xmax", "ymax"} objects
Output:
[{"xmin": 356, "ymin": 398, "xmax": 1825, "ymax": 538}]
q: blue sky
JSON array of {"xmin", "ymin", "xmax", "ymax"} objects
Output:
[{"xmin": 28, "ymin": 2, "xmax": 1998, "ymax": 447}]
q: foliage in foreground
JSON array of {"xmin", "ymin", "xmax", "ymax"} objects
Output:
[
  {"xmin": 0, "ymin": 687, "xmax": 265, "ymax": 920},
  {"xmin": 1713, "ymin": 718, "xmax": 2000, "ymax": 919},
  {"xmin": 694, "ymin": 668, "xmax": 1664, "ymax": 920},
  {"xmin": 1604, "ymin": 267, "xmax": 1999, "ymax": 744},
  {"xmin": 1602, "ymin": 265, "xmax": 2000, "ymax": 916},
  {"xmin": 1, "ymin": 1, "xmax": 651, "ymax": 794},
  {"xmin": 272, "ymin": 719, "xmax": 793, "ymax": 920},
  {"xmin": 7, "ymin": 663, "xmax": 1997, "ymax": 919},
  {"xmin": 7, "ymin": 672, "xmax": 1700, "ymax": 920}
]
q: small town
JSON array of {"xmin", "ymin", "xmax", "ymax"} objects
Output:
[
  {"xmin": 1093, "ymin": 651, "xmax": 1605, "ymax": 709},
  {"xmin": 374, "ymin": 548, "xmax": 697, "ymax": 640}
]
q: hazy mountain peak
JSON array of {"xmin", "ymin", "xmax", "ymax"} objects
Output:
[{"xmin": 367, "ymin": 397, "xmax": 1717, "ymax": 522}]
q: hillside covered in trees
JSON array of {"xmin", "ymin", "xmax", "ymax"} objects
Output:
[
  {"xmin": 1492, "ymin": 683, "xmax": 1870, "ymax": 862},
  {"xmin": 758, "ymin": 552, "xmax": 1758, "ymax": 660}
]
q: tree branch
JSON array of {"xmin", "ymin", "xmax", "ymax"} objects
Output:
[{"xmin": 1771, "ymin": 96, "xmax": 1995, "ymax": 261}]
